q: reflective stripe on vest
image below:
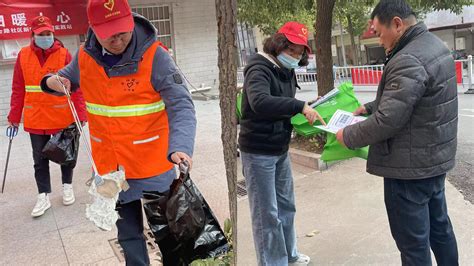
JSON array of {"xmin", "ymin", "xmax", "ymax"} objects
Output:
[
  {"xmin": 20, "ymin": 46, "xmax": 74, "ymax": 130},
  {"xmin": 85, "ymin": 100, "xmax": 165, "ymax": 117},
  {"xmin": 25, "ymin": 85, "xmax": 42, "ymax": 92},
  {"xmin": 78, "ymin": 41, "xmax": 173, "ymax": 179}
]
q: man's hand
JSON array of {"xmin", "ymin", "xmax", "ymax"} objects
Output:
[
  {"xmin": 171, "ymin": 152, "xmax": 193, "ymax": 170},
  {"xmin": 46, "ymin": 75, "xmax": 71, "ymax": 94},
  {"xmin": 336, "ymin": 129, "xmax": 347, "ymax": 147},
  {"xmin": 353, "ymin": 105, "xmax": 368, "ymax": 116},
  {"xmin": 302, "ymin": 104, "xmax": 326, "ymax": 126}
]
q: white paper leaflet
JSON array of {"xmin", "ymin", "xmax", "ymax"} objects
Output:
[{"xmin": 314, "ymin": 109, "xmax": 367, "ymax": 134}]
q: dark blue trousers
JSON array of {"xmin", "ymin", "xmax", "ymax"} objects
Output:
[
  {"xmin": 116, "ymin": 199, "xmax": 183, "ymax": 266},
  {"xmin": 116, "ymin": 200, "xmax": 150, "ymax": 266},
  {"xmin": 384, "ymin": 173, "xmax": 458, "ymax": 266},
  {"xmin": 30, "ymin": 133, "xmax": 74, "ymax": 194}
]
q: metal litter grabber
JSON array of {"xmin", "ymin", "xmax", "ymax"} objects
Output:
[
  {"xmin": 56, "ymin": 75, "xmax": 127, "ymax": 230},
  {"xmin": 55, "ymin": 75, "xmax": 126, "ymax": 197},
  {"xmin": 1, "ymin": 125, "xmax": 18, "ymax": 193}
]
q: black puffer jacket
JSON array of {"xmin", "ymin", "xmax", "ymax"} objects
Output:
[
  {"xmin": 344, "ymin": 22, "xmax": 458, "ymax": 179},
  {"xmin": 238, "ymin": 53, "xmax": 306, "ymax": 155}
]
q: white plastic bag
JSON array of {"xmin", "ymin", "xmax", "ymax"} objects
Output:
[{"xmin": 85, "ymin": 170, "xmax": 126, "ymax": 231}]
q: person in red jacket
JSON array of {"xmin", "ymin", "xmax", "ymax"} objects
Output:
[{"xmin": 7, "ymin": 15, "xmax": 87, "ymax": 218}]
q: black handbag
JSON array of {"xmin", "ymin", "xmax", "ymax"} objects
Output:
[{"xmin": 42, "ymin": 123, "xmax": 80, "ymax": 166}]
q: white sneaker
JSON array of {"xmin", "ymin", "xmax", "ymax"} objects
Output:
[
  {"xmin": 31, "ymin": 193, "xmax": 51, "ymax": 217},
  {"xmin": 62, "ymin": 183, "xmax": 75, "ymax": 206},
  {"xmin": 289, "ymin": 253, "xmax": 311, "ymax": 266}
]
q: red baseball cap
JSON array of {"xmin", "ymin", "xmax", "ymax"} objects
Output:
[
  {"xmin": 278, "ymin": 21, "xmax": 312, "ymax": 53},
  {"xmin": 31, "ymin": 16, "xmax": 54, "ymax": 34},
  {"xmin": 87, "ymin": 0, "xmax": 135, "ymax": 39}
]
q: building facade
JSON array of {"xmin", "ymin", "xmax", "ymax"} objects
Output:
[
  {"xmin": 0, "ymin": 0, "xmax": 219, "ymax": 125},
  {"xmin": 355, "ymin": 6, "xmax": 474, "ymax": 65}
]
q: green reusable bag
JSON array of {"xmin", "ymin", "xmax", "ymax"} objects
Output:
[
  {"xmin": 321, "ymin": 134, "xmax": 369, "ymax": 162},
  {"xmin": 291, "ymin": 82, "xmax": 362, "ymax": 136},
  {"xmin": 291, "ymin": 82, "xmax": 369, "ymax": 161},
  {"xmin": 236, "ymin": 89, "xmax": 242, "ymax": 120}
]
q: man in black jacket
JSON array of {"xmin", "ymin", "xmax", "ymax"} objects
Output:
[{"xmin": 336, "ymin": 1, "xmax": 458, "ymax": 265}]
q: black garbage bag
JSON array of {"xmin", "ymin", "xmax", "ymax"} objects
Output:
[
  {"xmin": 143, "ymin": 172, "xmax": 230, "ymax": 265},
  {"xmin": 143, "ymin": 191, "xmax": 185, "ymax": 266},
  {"xmin": 166, "ymin": 172, "xmax": 206, "ymax": 243},
  {"xmin": 42, "ymin": 123, "xmax": 80, "ymax": 166},
  {"xmin": 143, "ymin": 191, "xmax": 170, "ymax": 242},
  {"xmin": 181, "ymin": 196, "xmax": 230, "ymax": 263}
]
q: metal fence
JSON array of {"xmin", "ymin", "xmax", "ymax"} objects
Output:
[
  {"xmin": 237, "ymin": 70, "xmax": 244, "ymax": 86},
  {"xmin": 237, "ymin": 55, "xmax": 474, "ymax": 93},
  {"xmin": 333, "ymin": 65, "xmax": 383, "ymax": 87}
]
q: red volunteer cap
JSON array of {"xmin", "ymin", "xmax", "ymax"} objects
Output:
[
  {"xmin": 278, "ymin": 21, "xmax": 312, "ymax": 53},
  {"xmin": 31, "ymin": 16, "xmax": 54, "ymax": 34},
  {"xmin": 87, "ymin": 0, "xmax": 135, "ymax": 39}
]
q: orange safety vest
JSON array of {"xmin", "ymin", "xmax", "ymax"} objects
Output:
[
  {"xmin": 77, "ymin": 42, "xmax": 174, "ymax": 179},
  {"xmin": 20, "ymin": 46, "xmax": 74, "ymax": 129}
]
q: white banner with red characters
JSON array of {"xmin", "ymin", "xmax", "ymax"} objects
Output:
[{"xmin": 0, "ymin": 0, "xmax": 88, "ymax": 40}]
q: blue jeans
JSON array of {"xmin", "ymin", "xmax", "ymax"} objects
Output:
[
  {"xmin": 241, "ymin": 151, "xmax": 299, "ymax": 266},
  {"xmin": 384, "ymin": 174, "xmax": 458, "ymax": 266}
]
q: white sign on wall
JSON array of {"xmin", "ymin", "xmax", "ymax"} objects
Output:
[
  {"xmin": 1, "ymin": 38, "xmax": 29, "ymax": 59},
  {"xmin": 331, "ymin": 44, "xmax": 337, "ymax": 57},
  {"xmin": 455, "ymin": 37, "xmax": 465, "ymax": 50}
]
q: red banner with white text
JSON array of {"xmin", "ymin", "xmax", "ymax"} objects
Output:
[{"xmin": 0, "ymin": 0, "xmax": 88, "ymax": 40}]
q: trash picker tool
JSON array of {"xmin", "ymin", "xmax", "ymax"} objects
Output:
[{"xmin": 1, "ymin": 125, "xmax": 18, "ymax": 193}]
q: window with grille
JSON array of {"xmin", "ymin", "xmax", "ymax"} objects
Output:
[
  {"xmin": 237, "ymin": 22, "xmax": 257, "ymax": 67},
  {"xmin": 131, "ymin": 5, "xmax": 174, "ymax": 55}
]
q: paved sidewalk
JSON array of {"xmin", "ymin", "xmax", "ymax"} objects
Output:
[
  {"xmin": 1, "ymin": 95, "xmax": 473, "ymax": 265},
  {"xmin": 237, "ymin": 158, "xmax": 474, "ymax": 265},
  {"xmin": 0, "ymin": 100, "xmax": 230, "ymax": 265}
]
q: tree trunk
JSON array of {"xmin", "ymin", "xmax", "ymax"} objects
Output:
[
  {"xmin": 315, "ymin": 0, "xmax": 336, "ymax": 95},
  {"xmin": 346, "ymin": 14, "xmax": 358, "ymax": 65},
  {"xmin": 215, "ymin": 0, "xmax": 238, "ymax": 264}
]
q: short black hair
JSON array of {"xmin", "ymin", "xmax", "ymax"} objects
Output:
[
  {"xmin": 371, "ymin": 0, "xmax": 416, "ymax": 25},
  {"xmin": 263, "ymin": 33, "xmax": 309, "ymax": 67}
]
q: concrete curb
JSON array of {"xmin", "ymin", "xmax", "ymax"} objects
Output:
[
  {"xmin": 289, "ymin": 148, "xmax": 327, "ymax": 171},
  {"xmin": 191, "ymin": 94, "xmax": 218, "ymax": 101}
]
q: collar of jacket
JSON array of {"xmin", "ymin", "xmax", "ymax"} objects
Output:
[
  {"xmin": 258, "ymin": 51, "xmax": 281, "ymax": 68},
  {"xmin": 385, "ymin": 22, "xmax": 427, "ymax": 64},
  {"xmin": 29, "ymin": 39, "xmax": 64, "ymax": 66},
  {"xmin": 260, "ymin": 53, "xmax": 295, "ymax": 82},
  {"xmin": 102, "ymin": 47, "xmax": 114, "ymax": 56}
]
